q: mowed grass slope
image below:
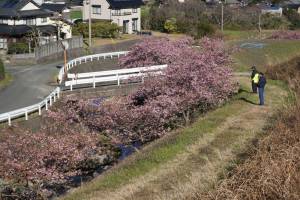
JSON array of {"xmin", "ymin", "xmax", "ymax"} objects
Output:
[
  {"xmin": 61, "ymin": 76, "xmax": 289, "ymax": 200},
  {"xmin": 231, "ymin": 39, "xmax": 300, "ymax": 72}
]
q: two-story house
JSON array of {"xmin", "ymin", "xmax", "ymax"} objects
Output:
[
  {"xmin": 82, "ymin": 0, "xmax": 144, "ymax": 34},
  {"xmin": 0, "ymin": 0, "xmax": 72, "ymax": 50}
]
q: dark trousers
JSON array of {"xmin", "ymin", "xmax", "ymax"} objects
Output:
[
  {"xmin": 252, "ymin": 81, "xmax": 257, "ymax": 93},
  {"xmin": 258, "ymin": 87, "xmax": 265, "ymax": 105}
]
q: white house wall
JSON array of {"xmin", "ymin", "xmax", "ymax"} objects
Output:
[
  {"xmin": 20, "ymin": 2, "xmax": 40, "ymax": 10},
  {"xmin": 5, "ymin": 17, "xmax": 50, "ymax": 25},
  {"xmin": 33, "ymin": 0, "xmax": 44, "ymax": 5},
  {"xmin": 111, "ymin": 8, "xmax": 140, "ymax": 34},
  {"xmin": 83, "ymin": 0, "xmax": 111, "ymax": 20},
  {"xmin": 49, "ymin": 19, "xmax": 72, "ymax": 39},
  {"xmin": 83, "ymin": 0, "xmax": 141, "ymax": 34}
]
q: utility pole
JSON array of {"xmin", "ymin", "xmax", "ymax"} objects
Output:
[
  {"xmin": 221, "ymin": 1, "xmax": 224, "ymax": 32},
  {"xmin": 258, "ymin": 13, "xmax": 262, "ymax": 33},
  {"xmin": 87, "ymin": 0, "xmax": 92, "ymax": 48},
  {"xmin": 61, "ymin": 40, "xmax": 69, "ymax": 80}
]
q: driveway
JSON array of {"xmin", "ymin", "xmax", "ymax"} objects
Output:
[{"xmin": 0, "ymin": 39, "xmax": 140, "ymax": 114}]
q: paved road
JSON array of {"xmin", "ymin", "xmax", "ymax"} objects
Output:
[
  {"xmin": 0, "ymin": 62, "xmax": 61, "ymax": 113},
  {"xmin": 0, "ymin": 39, "xmax": 140, "ymax": 114}
]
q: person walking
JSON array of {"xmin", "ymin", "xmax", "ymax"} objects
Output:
[
  {"xmin": 257, "ymin": 72, "xmax": 267, "ymax": 106},
  {"xmin": 251, "ymin": 66, "xmax": 259, "ymax": 93}
]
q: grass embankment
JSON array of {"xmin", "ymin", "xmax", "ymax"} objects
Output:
[
  {"xmin": 61, "ymin": 76, "xmax": 289, "ymax": 200},
  {"xmin": 203, "ymin": 57, "xmax": 300, "ymax": 200},
  {"xmin": 223, "ymin": 30, "xmax": 274, "ymax": 41},
  {"xmin": 70, "ymin": 10, "xmax": 82, "ymax": 19},
  {"xmin": 90, "ymin": 32, "xmax": 185, "ymax": 48},
  {"xmin": 232, "ymin": 39, "xmax": 300, "ymax": 72}
]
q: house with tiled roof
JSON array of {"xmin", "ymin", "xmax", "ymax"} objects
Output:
[
  {"xmin": 82, "ymin": 0, "xmax": 144, "ymax": 34},
  {"xmin": 0, "ymin": 0, "xmax": 72, "ymax": 50}
]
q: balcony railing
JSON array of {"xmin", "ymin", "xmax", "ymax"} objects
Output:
[{"xmin": 111, "ymin": 12, "xmax": 132, "ymax": 16}]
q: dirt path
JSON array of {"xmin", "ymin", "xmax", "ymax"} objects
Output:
[{"xmin": 62, "ymin": 77, "xmax": 288, "ymax": 200}]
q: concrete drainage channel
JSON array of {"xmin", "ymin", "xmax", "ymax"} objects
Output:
[{"xmin": 240, "ymin": 42, "xmax": 266, "ymax": 49}]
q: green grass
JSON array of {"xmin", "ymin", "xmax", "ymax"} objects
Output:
[
  {"xmin": 70, "ymin": 10, "xmax": 82, "ymax": 20},
  {"xmin": 223, "ymin": 30, "xmax": 274, "ymax": 41},
  {"xmin": 62, "ymin": 103, "xmax": 245, "ymax": 200},
  {"xmin": 0, "ymin": 73, "xmax": 12, "ymax": 91},
  {"xmin": 231, "ymin": 39, "xmax": 300, "ymax": 72},
  {"xmin": 61, "ymin": 77, "xmax": 287, "ymax": 200}
]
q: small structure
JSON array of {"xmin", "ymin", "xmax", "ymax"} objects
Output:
[
  {"xmin": 0, "ymin": 0, "xmax": 72, "ymax": 51},
  {"xmin": 82, "ymin": 0, "xmax": 144, "ymax": 34},
  {"xmin": 282, "ymin": 0, "xmax": 300, "ymax": 14},
  {"xmin": 261, "ymin": 5, "xmax": 283, "ymax": 16},
  {"xmin": 225, "ymin": 0, "xmax": 240, "ymax": 8}
]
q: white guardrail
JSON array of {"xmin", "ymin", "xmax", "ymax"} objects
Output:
[
  {"xmin": 0, "ymin": 51, "xmax": 129, "ymax": 126},
  {"xmin": 0, "ymin": 51, "xmax": 167, "ymax": 126},
  {"xmin": 65, "ymin": 64, "xmax": 168, "ymax": 91},
  {"xmin": 0, "ymin": 88, "xmax": 60, "ymax": 126},
  {"xmin": 57, "ymin": 51, "xmax": 129, "ymax": 83}
]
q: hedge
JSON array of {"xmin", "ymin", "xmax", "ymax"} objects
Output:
[{"xmin": 73, "ymin": 21, "xmax": 120, "ymax": 38}]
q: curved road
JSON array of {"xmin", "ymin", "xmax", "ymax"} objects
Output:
[
  {"xmin": 0, "ymin": 62, "xmax": 61, "ymax": 113},
  {"xmin": 0, "ymin": 39, "xmax": 139, "ymax": 114}
]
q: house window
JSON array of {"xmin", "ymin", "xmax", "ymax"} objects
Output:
[
  {"xmin": 113, "ymin": 9, "xmax": 121, "ymax": 16},
  {"xmin": 0, "ymin": 19, "xmax": 8, "ymax": 24},
  {"xmin": 26, "ymin": 18, "xmax": 36, "ymax": 25},
  {"xmin": 92, "ymin": 5, "xmax": 101, "ymax": 14},
  {"xmin": 41, "ymin": 18, "xmax": 47, "ymax": 23},
  {"xmin": 132, "ymin": 8, "xmax": 137, "ymax": 13},
  {"xmin": 132, "ymin": 18, "xmax": 138, "ymax": 32},
  {"xmin": 0, "ymin": 38, "xmax": 7, "ymax": 49}
]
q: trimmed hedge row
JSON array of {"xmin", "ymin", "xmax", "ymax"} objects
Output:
[{"xmin": 73, "ymin": 21, "xmax": 121, "ymax": 38}]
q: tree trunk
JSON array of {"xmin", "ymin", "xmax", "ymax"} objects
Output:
[{"xmin": 183, "ymin": 110, "xmax": 190, "ymax": 125}]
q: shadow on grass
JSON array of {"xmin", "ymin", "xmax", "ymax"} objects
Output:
[
  {"xmin": 238, "ymin": 88, "xmax": 252, "ymax": 94},
  {"xmin": 239, "ymin": 97, "xmax": 258, "ymax": 105}
]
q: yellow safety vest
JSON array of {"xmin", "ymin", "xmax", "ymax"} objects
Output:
[{"xmin": 252, "ymin": 73, "xmax": 259, "ymax": 84}]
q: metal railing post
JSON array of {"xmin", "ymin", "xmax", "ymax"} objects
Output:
[
  {"xmin": 38, "ymin": 105, "xmax": 42, "ymax": 115},
  {"xmin": 45, "ymin": 100, "xmax": 48, "ymax": 110},
  {"xmin": 8, "ymin": 114, "xmax": 11, "ymax": 126},
  {"xmin": 93, "ymin": 76, "xmax": 95, "ymax": 88},
  {"xmin": 50, "ymin": 96, "xmax": 52, "ymax": 106},
  {"xmin": 25, "ymin": 109, "xmax": 28, "ymax": 120}
]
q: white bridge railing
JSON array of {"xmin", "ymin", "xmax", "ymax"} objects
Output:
[
  {"xmin": 65, "ymin": 65, "xmax": 168, "ymax": 90},
  {"xmin": 0, "ymin": 51, "xmax": 167, "ymax": 126},
  {"xmin": 58, "ymin": 51, "xmax": 129, "ymax": 83}
]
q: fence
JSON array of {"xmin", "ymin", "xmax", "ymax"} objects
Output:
[
  {"xmin": 10, "ymin": 53, "xmax": 35, "ymax": 59},
  {"xmin": 0, "ymin": 50, "xmax": 168, "ymax": 125},
  {"xmin": 65, "ymin": 65, "xmax": 167, "ymax": 90},
  {"xmin": 57, "ymin": 51, "xmax": 129, "ymax": 83},
  {"xmin": 0, "ymin": 51, "xmax": 137, "ymax": 126},
  {"xmin": 0, "ymin": 87, "xmax": 60, "ymax": 126},
  {"xmin": 35, "ymin": 36, "xmax": 83, "ymax": 60}
]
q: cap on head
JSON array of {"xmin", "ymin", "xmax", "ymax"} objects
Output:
[{"xmin": 251, "ymin": 66, "xmax": 256, "ymax": 70}]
